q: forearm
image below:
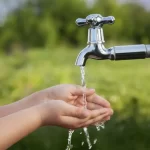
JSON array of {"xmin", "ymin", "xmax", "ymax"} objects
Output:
[
  {"xmin": 0, "ymin": 106, "xmax": 41, "ymax": 150},
  {"xmin": 0, "ymin": 91, "xmax": 45, "ymax": 118}
]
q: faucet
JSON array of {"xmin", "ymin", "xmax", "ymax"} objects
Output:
[{"xmin": 75, "ymin": 14, "xmax": 150, "ymax": 66}]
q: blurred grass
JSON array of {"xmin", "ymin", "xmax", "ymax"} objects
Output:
[
  {"xmin": 1, "ymin": 47, "xmax": 150, "ymax": 150},
  {"xmin": 1, "ymin": 46, "xmax": 150, "ymax": 113}
]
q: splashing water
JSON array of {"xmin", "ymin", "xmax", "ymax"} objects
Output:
[
  {"xmin": 80, "ymin": 66, "xmax": 87, "ymax": 108},
  {"xmin": 93, "ymin": 139, "xmax": 97, "ymax": 145},
  {"xmin": 81, "ymin": 66, "xmax": 105, "ymax": 132},
  {"xmin": 81, "ymin": 142, "xmax": 84, "ymax": 146},
  {"xmin": 80, "ymin": 66, "xmax": 92, "ymax": 149},
  {"xmin": 83, "ymin": 127, "xmax": 92, "ymax": 149},
  {"xmin": 80, "ymin": 66, "xmax": 106, "ymax": 148},
  {"xmin": 99, "ymin": 122, "xmax": 105, "ymax": 129},
  {"xmin": 66, "ymin": 66, "xmax": 106, "ymax": 150},
  {"xmin": 66, "ymin": 129, "xmax": 74, "ymax": 150},
  {"xmin": 95, "ymin": 124, "xmax": 101, "ymax": 131},
  {"xmin": 96, "ymin": 122, "xmax": 105, "ymax": 131}
]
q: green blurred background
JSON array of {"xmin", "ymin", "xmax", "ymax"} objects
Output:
[{"xmin": 0, "ymin": 0, "xmax": 150, "ymax": 149}]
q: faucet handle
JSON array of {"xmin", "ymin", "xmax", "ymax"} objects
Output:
[
  {"xmin": 76, "ymin": 14, "xmax": 115, "ymax": 27},
  {"xmin": 75, "ymin": 18, "xmax": 87, "ymax": 26}
]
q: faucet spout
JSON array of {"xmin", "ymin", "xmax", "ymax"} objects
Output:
[
  {"xmin": 75, "ymin": 43, "xmax": 111, "ymax": 66},
  {"xmin": 75, "ymin": 45, "xmax": 95, "ymax": 66}
]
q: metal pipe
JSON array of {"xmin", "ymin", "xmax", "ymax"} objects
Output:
[
  {"xmin": 109, "ymin": 45, "xmax": 150, "ymax": 60},
  {"xmin": 75, "ymin": 14, "xmax": 150, "ymax": 66}
]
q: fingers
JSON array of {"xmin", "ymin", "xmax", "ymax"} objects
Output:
[
  {"xmin": 61, "ymin": 108, "xmax": 112, "ymax": 129},
  {"xmin": 60, "ymin": 116, "xmax": 84, "ymax": 129},
  {"xmin": 87, "ymin": 94, "xmax": 111, "ymax": 108},
  {"xmin": 64, "ymin": 102, "xmax": 111, "ymax": 120},
  {"xmin": 67, "ymin": 106, "xmax": 111, "ymax": 121},
  {"xmin": 61, "ymin": 101, "xmax": 113, "ymax": 129},
  {"xmin": 85, "ymin": 88, "xmax": 95, "ymax": 96},
  {"xmin": 71, "ymin": 85, "xmax": 111, "ymax": 110},
  {"xmin": 91, "ymin": 116, "xmax": 110, "ymax": 126},
  {"xmin": 81, "ymin": 109, "xmax": 113, "ymax": 127},
  {"xmin": 104, "ymin": 116, "xmax": 111, "ymax": 121},
  {"xmin": 71, "ymin": 85, "xmax": 95, "ymax": 96},
  {"xmin": 87, "ymin": 102, "xmax": 102, "ymax": 110},
  {"xmin": 81, "ymin": 113, "xmax": 108, "ymax": 128},
  {"xmin": 64, "ymin": 103, "xmax": 90, "ymax": 119},
  {"xmin": 74, "ymin": 108, "xmax": 90, "ymax": 119},
  {"xmin": 87, "ymin": 108, "xmax": 110, "ymax": 119}
]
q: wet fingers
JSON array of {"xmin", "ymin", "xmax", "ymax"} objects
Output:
[
  {"xmin": 87, "ymin": 102, "xmax": 102, "ymax": 110},
  {"xmin": 87, "ymin": 94, "xmax": 111, "ymax": 108},
  {"xmin": 80, "ymin": 109, "xmax": 113, "ymax": 127}
]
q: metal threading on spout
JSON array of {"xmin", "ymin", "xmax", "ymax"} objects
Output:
[{"xmin": 75, "ymin": 14, "xmax": 150, "ymax": 66}]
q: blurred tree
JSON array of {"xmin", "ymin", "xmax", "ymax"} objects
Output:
[
  {"xmin": 91, "ymin": 0, "xmax": 123, "ymax": 41},
  {"xmin": 0, "ymin": 0, "xmax": 90, "ymax": 51},
  {"xmin": 120, "ymin": 2, "xmax": 150, "ymax": 43},
  {"xmin": 0, "ymin": 0, "xmax": 149, "ymax": 52}
]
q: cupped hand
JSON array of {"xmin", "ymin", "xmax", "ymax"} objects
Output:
[
  {"xmin": 43, "ymin": 84, "xmax": 111, "ymax": 110},
  {"xmin": 37, "ymin": 100, "xmax": 113, "ymax": 129}
]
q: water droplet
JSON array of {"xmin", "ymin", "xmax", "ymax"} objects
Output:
[
  {"xmin": 93, "ymin": 139, "xmax": 97, "ymax": 145},
  {"xmin": 83, "ymin": 127, "xmax": 92, "ymax": 149},
  {"xmin": 66, "ymin": 130, "xmax": 74, "ymax": 150},
  {"xmin": 96, "ymin": 122, "xmax": 105, "ymax": 131},
  {"xmin": 100, "ymin": 122, "xmax": 105, "ymax": 129},
  {"xmin": 89, "ymin": 145, "xmax": 92, "ymax": 149},
  {"xmin": 81, "ymin": 142, "xmax": 84, "ymax": 146},
  {"xmin": 70, "ymin": 145, "xmax": 73, "ymax": 149},
  {"xmin": 96, "ymin": 124, "xmax": 101, "ymax": 131}
]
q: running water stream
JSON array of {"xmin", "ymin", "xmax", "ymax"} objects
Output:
[
  {"xmin": 80, "ymin": 66, "xmax": 92, "ymax": 149},
  {"xmin": 80, "ymin": 66, "xmax": 105, "ymax": 130},
  {"xmin": 66, "ymin": 66, "xmax": 105, "ymax": 150},
  {"xmin": 66, "ymin": 129, "xmax": 74, "ymax": 150}
]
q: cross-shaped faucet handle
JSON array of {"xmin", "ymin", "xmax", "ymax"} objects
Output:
[{"xmin": 76, "ymin": 14, "xmax": 115, "ymax": 27}]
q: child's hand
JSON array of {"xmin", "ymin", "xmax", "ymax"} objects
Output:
[
  {"xmin": 36, "ymin": 100, "xmax": 113, "ymax": 129},
  {"xmin": 42, "ymin": 84, "xmax": 111, "ymax": 110}
]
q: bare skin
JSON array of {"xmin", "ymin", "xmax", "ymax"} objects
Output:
[
  {"xmin": 0, "ymin": 84, "xmax": 113, "ymax": 149},
  {"xmin": 0, "ymin": 84, "xmax": 111, "ymax": 117}
]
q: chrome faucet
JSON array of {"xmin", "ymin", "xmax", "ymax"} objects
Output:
[{"xmin": 75, "ymin": 14, "xmax": 150, "ymax": 66}]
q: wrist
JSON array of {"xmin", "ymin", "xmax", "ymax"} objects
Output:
[
  {"xmin": 33, "ymin": 104, "xmax": 45, "ymax": 127},
  {"xmin": 34, "ymin": 102, "xmax": 49, "ymax": 127},
  {"xmin": 24, "ymin": 90, "xmax": 48, "ymax": 106},
  {"xmin": 42, "ymin": 87, "xmax": 57, "ymax": 101}
]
